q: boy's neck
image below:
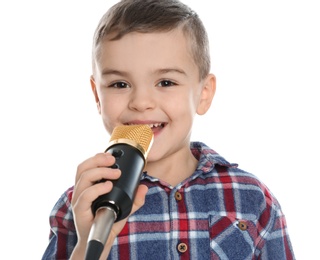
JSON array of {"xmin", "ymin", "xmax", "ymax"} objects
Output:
[{"xmin": 145, "ymin": 146, "xmax": 198, "ymax": 187}]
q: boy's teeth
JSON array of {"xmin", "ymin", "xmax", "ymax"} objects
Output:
[
  {"xmin": 127, "ymin": 123, "xmax": 163, "ymax": 128},
  {"xmin": 150, "ymin": 123, "xmax": 161, "ymax": 128}
]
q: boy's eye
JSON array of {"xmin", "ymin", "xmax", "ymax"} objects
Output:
[
  {"xmin": 157, "ymin": 80, "xmax": 176, "ymax": 87},
  {"xmin": 109, "ymin": 82, "xmax": 129, "ymax": 88}
]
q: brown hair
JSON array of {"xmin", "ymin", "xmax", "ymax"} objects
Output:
[{"xmin": 92, "ymin": 0, "xmax": 210, "ymax": 80}]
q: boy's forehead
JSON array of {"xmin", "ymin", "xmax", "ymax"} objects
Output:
[
  {"xmin": 95, "ymin": 28, "xmax": 193, "ymax": 63},
  {"xmin": 93, "ymin": 28, "xmax": 199, "ymax": 79}
]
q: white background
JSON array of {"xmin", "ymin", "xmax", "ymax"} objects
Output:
[{"xmin": 0, "ymin": 1, "xmax": 319, "ymax": 259}]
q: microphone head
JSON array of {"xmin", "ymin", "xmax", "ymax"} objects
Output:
[{"xmin": 107, "ymin": 125, "xmax": 154, "ymax": 159}]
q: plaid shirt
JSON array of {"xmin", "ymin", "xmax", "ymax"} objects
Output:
[{"xmin": 42, "ymin": 142, "xmax": 295, "ymax": 259}]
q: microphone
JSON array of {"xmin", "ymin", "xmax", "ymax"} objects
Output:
[{"xmin": 85, "ymin": 124, "xmax": 154, "ymax": 260}]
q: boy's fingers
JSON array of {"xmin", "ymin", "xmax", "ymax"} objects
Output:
[
  {"xmin": 72, "ymin": 153, "xmax": 120, "ymax": 204},
  {"xmin": 73, "ymin": 167, "xmax": 120, "ymax": 202},
  {"xmin": 75, "ymin": 153, "xmax": 116, "ymax": 183},
  {"xmin": 72, "ymin": 181, "xmax": 113, "ymax": 218}
]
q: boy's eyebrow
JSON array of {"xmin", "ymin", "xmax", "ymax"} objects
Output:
[
  {"xmin": 155, "ymin": 68, "xmax": 187, "ymax": 76},
  {"xmin": 101, "ymin": 68, "xmax": 187, "ymax": 77},
  {"xmin": 101, "ymin": 69, "xmax": 129, "ymax": 77}
]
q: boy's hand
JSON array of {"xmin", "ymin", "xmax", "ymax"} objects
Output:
[{"xmin": 70, "ymin": 153, "xmax": 148, "ymax": 259}]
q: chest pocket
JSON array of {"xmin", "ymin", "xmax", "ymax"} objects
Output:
[{"xmin": 209, "ymin": 215, "xmax": 258, "ymax": 259}]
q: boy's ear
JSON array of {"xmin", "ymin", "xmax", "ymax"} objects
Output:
[
  {"xmin": 90, "ymin": 76, "xmax": 101, "ymax": 114},
  {"xmin": 196, "ymin": 73, "xmax": 216, "ymax": 115}
]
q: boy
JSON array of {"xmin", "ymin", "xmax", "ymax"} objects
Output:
[{"xmin": 42, "ymin": 0, "xmax": 295, "ymax": 259}]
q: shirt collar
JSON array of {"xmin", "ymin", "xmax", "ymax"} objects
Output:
[
  {"xmin": 142, "ymin": 142, "xmax": 238, "ymax": 182},
  {"xmin": 191, "ymin": 141, "xmax": 238, "ymax": 174}
]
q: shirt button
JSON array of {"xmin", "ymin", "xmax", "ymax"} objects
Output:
[
  {"xmin": 175, "ymin": 191, "xmax": 182, "ymax": 201},
  {"xmin": 237, "ymin": 220, "xmax": 248, "ymax": 231},
  {"xmin": 177, "ymin": 242, "xmax": 188, "ymax": 253}
]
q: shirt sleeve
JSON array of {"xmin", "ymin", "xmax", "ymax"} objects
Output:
[
  {"xmin": 257, "ymin": 190, "xmax": 295, "ymax": 259},
  {"xmin": 42, "ymin": 186, "xmax": 77, "ymax": 260}
]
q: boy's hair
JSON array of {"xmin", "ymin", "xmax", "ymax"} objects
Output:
[{"xmin": 92, "ymin": 0, "xmax": 210, "ymax": 80}]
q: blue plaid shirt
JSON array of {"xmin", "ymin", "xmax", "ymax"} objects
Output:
[{"xmin": 42, "ymin": 142, "xmax": 295, "ymax": 259}]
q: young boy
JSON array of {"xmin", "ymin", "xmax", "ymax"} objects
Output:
[{"xmin": 42, "ymin": 0, "xmax": 295, "ymax": 259}]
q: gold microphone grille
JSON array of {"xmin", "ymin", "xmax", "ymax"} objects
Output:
[{"xmin": 109, "ymin": 125, "xmax": 154, "ymax": 155}]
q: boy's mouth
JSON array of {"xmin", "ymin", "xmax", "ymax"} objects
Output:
[{"xmin": 125, "ymin": 122, "xmax": 166, "ymax": 131}]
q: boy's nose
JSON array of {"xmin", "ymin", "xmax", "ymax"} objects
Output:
[{"xmin": 128, "ymin": 87, "xmax": 155, "ymax": 112}]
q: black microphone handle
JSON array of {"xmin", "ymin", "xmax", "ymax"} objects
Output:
[
  {"xmin": 91, "ymin": 143, "xmax": 146, "ymax": 221},
  {"xmin": 85, "ymin": 143, "xmax": 146, "ymax": 260}
]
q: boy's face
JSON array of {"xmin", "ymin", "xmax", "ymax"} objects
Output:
[{"xmin": 91, "ymin": 28, "xmax": 215, "ymax": 161}]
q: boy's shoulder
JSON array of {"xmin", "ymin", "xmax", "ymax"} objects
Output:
[
  {"xmin": 192, "ymin": 141, "xmax": 279, "ymax": 205},
  {"xmin": 192, "ymin": 141, "xmax": 263, "ymax": 180}
]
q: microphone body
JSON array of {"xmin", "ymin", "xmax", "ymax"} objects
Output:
[
  {"xmin": 85, "ymin": 125, "xmax": 153, "ymax": 260},
  {"xmin": 92, "ymin": 143, "xmax": 146, "ymax": 221}
]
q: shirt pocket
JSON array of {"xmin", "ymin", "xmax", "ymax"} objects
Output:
[{"xmin": 209, "ymin": 215, "xmax": 257, "ymax": 260}]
